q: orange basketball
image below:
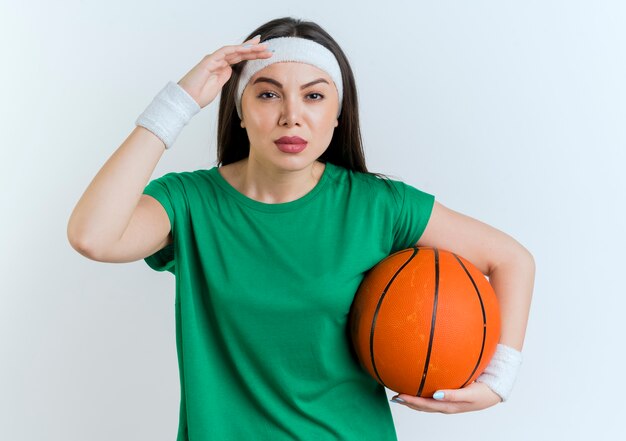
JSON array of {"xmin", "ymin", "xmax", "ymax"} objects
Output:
[{"xmin": 348, "ymin": 246, "xmax": 501, "ymax": 397}]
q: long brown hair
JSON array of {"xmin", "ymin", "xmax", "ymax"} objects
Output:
[{"xmin": 217, "ymin": 17, "xmax": 390, "ymax": 181}]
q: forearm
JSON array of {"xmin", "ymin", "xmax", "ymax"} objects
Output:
[{"xmin": 488, "ymin": 246, "xmax": 536, "ymax": 351}]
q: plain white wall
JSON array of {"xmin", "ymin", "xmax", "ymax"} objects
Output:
[{"xmin": 2, "ymin": 0, "xmax": 624, "ymax": 439}]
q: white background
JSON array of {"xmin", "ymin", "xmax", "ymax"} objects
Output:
[{"xmin": 1, "ymin": 0, "xmax": 624, "ymax": 440}]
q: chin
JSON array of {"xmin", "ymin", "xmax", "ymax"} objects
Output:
[
  {"xmin": 272, "ymin": 157, "xmax": 319, "ymax": 172},
  {"xmin": 268, "ymin": 149, "xmax": 323, "ymax": 168}
]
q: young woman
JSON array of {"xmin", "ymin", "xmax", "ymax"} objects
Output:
[{"xmin": 67, "ymin": 16, "xmax": 535, "ymax": 441}]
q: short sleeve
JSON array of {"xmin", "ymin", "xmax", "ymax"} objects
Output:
[
  {"xmin": 390, "ymin": 180, "xmax": 435, "ymax": 253},
  {"xmin": 142, "ymin": 173, "xmax": 179, "ymax": 273}
]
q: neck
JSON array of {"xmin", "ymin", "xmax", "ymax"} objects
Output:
[{"xmin": 231, "ymin": 157, "xmax": 325, "ymax": 204}]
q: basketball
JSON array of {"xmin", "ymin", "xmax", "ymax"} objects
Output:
[{"xmin": 348, "ymin": 246, "xmax": 501, "ymax": 397}]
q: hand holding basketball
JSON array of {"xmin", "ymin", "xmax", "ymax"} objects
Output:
[{"xmin": 390, "ymin": 381, "xmax": 501, "ymax": 414}]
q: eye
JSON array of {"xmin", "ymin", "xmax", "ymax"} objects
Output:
[
  {"xmin": 307, "ymin": 93, "xmax": 324, "ymax": 100},
  {"xmin": 257, "ymin": 91, "xmax": 278, "ymax": 99}
]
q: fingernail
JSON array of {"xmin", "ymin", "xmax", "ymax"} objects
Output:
[
  {"xmin": 391, "ymin": 397, "xmax": 406, "ymax": 404},
  {"xmin": 433, "ymin": 391, "xmax": 445, "ymax": 400}
]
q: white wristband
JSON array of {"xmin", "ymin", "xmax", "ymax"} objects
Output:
[
  {"xmin": 476, "ymin": 344, "xmax": 522, "ymax": 402},
  {"xmin": 135, "ymin": 81, "xmax": 201, "ymax": 149}
]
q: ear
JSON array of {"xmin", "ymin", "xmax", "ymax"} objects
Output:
[
  {"xmin": 334, "ymin": 119, "xmax": 338, "ymax": 127},
  {"xmin": 240, "ymin": 120, "xmax": 246, "ymax": 128}
]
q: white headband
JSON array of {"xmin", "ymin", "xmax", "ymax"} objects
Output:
[{"xmin": 235, "ymin": 36, "xmax": 343, "ymax": 120}]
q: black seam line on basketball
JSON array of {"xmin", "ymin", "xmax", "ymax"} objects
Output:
[
  {"xmin": 453, "ymin": 253, "xmax": 488, "ymax": 389},
  {"xmin": 416, "ymin": 247, "xmax": 439, "ymax": 397},
  {"xmin": 369, "ymin": 247, "xmax": 419, "ymax": 389}
]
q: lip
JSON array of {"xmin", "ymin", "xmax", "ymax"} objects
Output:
[
  {"xmin": 274, "ymin": 136, "xmax": 308, "ymax": 153},
  {"xmin": 275, "ymin": 136, "xmax": 307, "ymax": 144}
]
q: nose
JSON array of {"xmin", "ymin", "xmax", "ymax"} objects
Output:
[{"xmin": 278, "ymin": 94, "xmax": 302, "ymax": 127}]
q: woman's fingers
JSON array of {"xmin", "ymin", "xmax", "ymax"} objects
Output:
[
  {"xmin": 214, "ymin": 38, "xmax": 269, "ymax": 60},
  {"xmin": 392, "ymin": 395, "xmax": 461, "ymax": 414},
  {"xmin": 200, "ymin": 44, "xmax": 270, "ymax": 76},
  {"xmin": 390, "ymin": 382, "xmax": 501, "ymax": 414},
  {"xmin": 224, "ymin": 49, "xmax": 272, "ymax": 65},
  {"xmin": 219, "ymin": 42, "xmax": 272, "ymax": 65},
  {"xmin": 176, "ymin": 37, "xmax": 272, "ymax": 109}
]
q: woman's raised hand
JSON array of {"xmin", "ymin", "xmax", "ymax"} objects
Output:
[{"xmin": 177, "ymin": 35, "xmax": 272, "ymax": 109}]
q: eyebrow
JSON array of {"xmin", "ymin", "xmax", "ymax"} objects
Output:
[{"xmin": 252, "ymin": 77, "xmax": 330, "ymax": 89}]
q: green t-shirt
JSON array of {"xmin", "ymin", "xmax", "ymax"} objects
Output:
[{"xmin": 142, "ymin": 161, "xmax": 435, "ymax": 441}]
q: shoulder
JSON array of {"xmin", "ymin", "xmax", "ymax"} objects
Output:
[
  {"xmin": 327, "ymin": 163, "xmax": 405, "ymax": 201},
  {"xmin": 143, "ymin": 168, "xmax": 216, "ymax": 208},
  {"xmin": 148, "ymin": 168, "xmax": 213, "ymax": 187}
]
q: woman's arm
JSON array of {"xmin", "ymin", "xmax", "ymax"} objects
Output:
[
  {"xmin": 67, "ymin": 126, "xmax": 169, "ymax": 260},
  {"xmin": 390, "ymin": 201, "xmax": 535, "ymax": 413},
  {"xmin": 417, "ymin": 201, "xmax": 535, "ymax": 351},
  {"xmin": 67, "ymin": 36, "xmax": 273, "ymax": 261}
]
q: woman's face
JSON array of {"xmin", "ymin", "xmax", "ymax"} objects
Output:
[{"xmin": 240, "ymin": 61, "xmax": 339, "ymax": 172}]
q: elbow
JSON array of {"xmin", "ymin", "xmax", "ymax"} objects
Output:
[
  {"xmin": 517, "ymin": 243, "xmax": 536, "ymax": 275},
  {"xmin": 67, "ymin": 229, "xmax": 93, "ymax": 259},
  {"xmin": 488, "ymin": 239, "xmax": 536, "ymax": 279},
  {"xmin": 67, "ymin": 223, "xmax": 102, "ymax": 261},
  {"xmin": 507, "ymin": 242, "xmax": 536, "ymax": 281}
]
